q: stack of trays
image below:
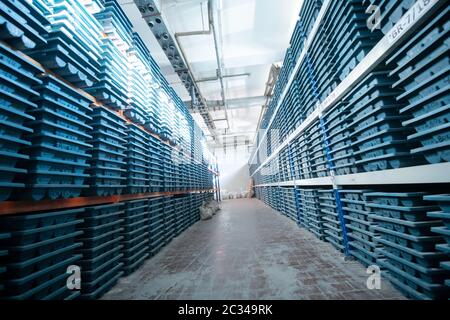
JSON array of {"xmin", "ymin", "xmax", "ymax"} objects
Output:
[
  {"xmin": 148, "ymin": 134, "xmax": 164, "ymax": 192},
  {"xmin": 278, "ymin": 79, "xmax": 302, "ymax": 140},
  {"xmin": 298, "ymin": 0, "xmax": 322, "ymax": 39},
  {"xmin": 0, "ymin": 232, "xmax": 10, "ymax": 293},
  {"xmin": 88, "ymin": 0, "xmax": 132, "ymax": 109},
  {"xmin": 172, "ymin": 150, "xmax": 181, "ymax": 190},
  {"xmin": 285, "ymin": 187, "xmax": 299, "ymax": 223},
  {"xmin": 318, "ymin": 189, "xmax": 346, "ymax": 252},
  {"xmin": 321, "ymin": 101, "xmax": 356, "ymax": 175},
  {"xmin": 144, "ymin": 87, "xmax": 162, "ymax": 135},
  {"xmin": 289, "ymin": 19, "xmax": 306, "ymax": 63},
  {"xmin": 158, "ymin": 95, "xmax": 173, "ymax": 142},
  {"xmin": 173, "ymin": 196, "xmax": 186, "ymax": 236},
  {"xmin": 306, "ymin": 121, "xmax": 330, "ymax": 178},
  {"xmin": 388, "ymin": 8, "xmax": 450, "ymax": 165},
  {"xmin": 148, "ymin": 196, "xmax": 165, "ymax": 256},
  {"xmin": 0, "ymin": 0, "xmax": 48, "ymax": 50},
  {"xmin": 297, "ymin": 133, "xmax": 313, "ymax": 180},
  {"xmin": 162, "ymin": 143, "xmax": 175, "ymax": 191},
  {"xmin": 189, "ymin": 194, "xmax": 201, "ymax": 225},
  {"xmin": 346, "ymin": 71, "xmax": 417, "ymax": 172},
  {"xmin": 288, "ymin": 139, "xmax": 301, "ymax": 180},
  {"xmin": 294, "ymin": 187, "xmax": 302, "ymax": 225},
  {"xmin": 425, "ymin": 195, "xmax": 450, "ymax": 292},
  {"xmin": 278, "ymin": 48, "xmax": 295, "ymax": 95},
  {"xmin": 27, "ymin": 0, "xmax": 102, "ymax": 88},
  {"xmin": 76, "ymin": 203, "xmax": 124, "ymax": 300},
  {"xmin": 0, "ymin": 209, "xmax": 84, "ymax": 300},
  {"xmin": 298, "ymin": 188, "xmax": 324, "ymax": 239},
  {"xmin": 81, "ymin": 0, "xmax": 104, "ymax": 14},
  {"xmin": 340, "ymin": 189, "xmax": 381, "ymax": 266},
  {"xmin": 278, "ymin": 149, "xmax": 289, "ymax": 182},
  {"xmin": 327, "ymin": 1, "xmax": 383, "ymax": 85},
  {"xmin": 0, "ymin": 42, "xmax": 43, "ymax": 201},
  {"xmin": 268, "ymin": 187, "xmax": 279, "ymax": 211},
  {"xmin": 163, "ymin": 196, "xmax": 176, "ymax": 244},
  {"xmin": 86, "ymin": 36, "xmax": 128, "ymax": 110},
  {"xmin": 125, "ymin": 124, "xmax": 150, "ymax": 194},
  {"xmin": 120, "ymin": 199, "xmax": 149, "ymax": 276},
  {"xmin": 298, "ymin": 52, "xmax": 318, "ymax": 117},
  {"xmin": 88, "ymin": 106, "xmax": 127, "ymax": 196},
  {"xmin": 96, "ymin": 0, "xmax": 133, "ymax": 46},
  {"xmin": 366, "ymin": 192, "xmax": 449, "ymax": 300},
  {"xmin": 277, "ymin": 187, "xmax": 287, "ymax": 218},
  {"xmin": 305, "ymin": 4, "xmax": 333, "ymax": 102},
  {"xmin": 304, "ymin": 51, "xmax": 320, "ymax": 104},
  {"xmin": 366, "ymin": 0, "xmax": 416, "ymax": 34},
  {"xmin": 178, "ymin": 156, "xmax": 187, "ymax": 191},
  {"xmin": 25, "ymin": 74, "xmax": 93, "ymax": 200},
  {"xmin": 124, "ymin": 67, "xmax": 147, "ymax": 125}
]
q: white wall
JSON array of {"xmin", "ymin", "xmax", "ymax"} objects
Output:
[{"xmin": 214, "ymin": 145, "xmax": 251, "ymax": 198}]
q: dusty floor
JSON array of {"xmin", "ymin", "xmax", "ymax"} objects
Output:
[{"xmin": 103, "ymin": 199, "xmax": 405, "ymax": 300}]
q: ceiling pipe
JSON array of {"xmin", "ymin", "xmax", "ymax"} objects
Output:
[
  {"xmin": 196, "ymin": 72, "xmax": 250, "ymax": 83},
  {"xmin": 209, "ymin": 0, "xmax": 230, "ymax": 130},
  {"xmin": 174, "ymin": 0, "xmax": 230, "ymax": 130}
]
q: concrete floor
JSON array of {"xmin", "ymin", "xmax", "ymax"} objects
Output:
[{"xmin": 103, "ymin": 199, "xmax": 405, "ymax": 300}]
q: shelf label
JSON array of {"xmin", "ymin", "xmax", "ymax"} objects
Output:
[{"xmin": 387, "ymin": 0, "xmax": 438, "ymax": 44}]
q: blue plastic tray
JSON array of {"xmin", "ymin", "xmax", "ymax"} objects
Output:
[
  {"xmin": 80, "ymin": 265, "xmax": 123, "ymax": 300},
  {"xmin": 378, "ymin": 258, "xmax": 448, "ymax": 300},
  {"xmin": 374, "ymin": 225, "xmax": 444, "ymax": 253},
  {"xmin": 424, "ymin": 194, "xmax": 450, "ymax": 213},
  {"xmin": 1, "ymin": 253, "xmax": 81, "ymax": 297}
]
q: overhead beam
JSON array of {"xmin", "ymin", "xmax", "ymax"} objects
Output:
[{"xmin": 184, "ymin": 96, "xmax": 266, "ymax": 110}]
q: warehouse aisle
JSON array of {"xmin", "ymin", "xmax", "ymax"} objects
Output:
[{"xmin": 103, "ymin": 199, "xmax": 405, "ymax": 300}]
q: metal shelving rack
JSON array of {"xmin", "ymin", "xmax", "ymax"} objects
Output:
[
  {"xmin": 251, "ymin": 0, "xmax": 450, "ymax": 300},
  {"xmin": 0, "ymin": 42, "xmax": 220, "ymax": 217},
  {"xmin": 249, "ymin": 0, "xmax": 450, "ymax": 183},
  {"xmin": 0, "ymin": 0, "xmax": 221, "ymax": 301}
]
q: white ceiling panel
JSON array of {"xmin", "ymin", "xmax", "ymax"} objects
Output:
[{"xmin": 120, "ymin": 0, "xmax": 302, "ymax": 148}]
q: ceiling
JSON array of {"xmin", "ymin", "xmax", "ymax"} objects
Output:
[{"xmin": 119, "ymin": 0, "xmax": 302, "ymax": 152}]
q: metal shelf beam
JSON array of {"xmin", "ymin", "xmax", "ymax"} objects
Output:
[
  {"xmin": 255, "ymin": 163, "xmax": 450, "ymax": 188},
  {"xmin": 0, "ymin": 189, "xmax": 216, "ymax": 216}
]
